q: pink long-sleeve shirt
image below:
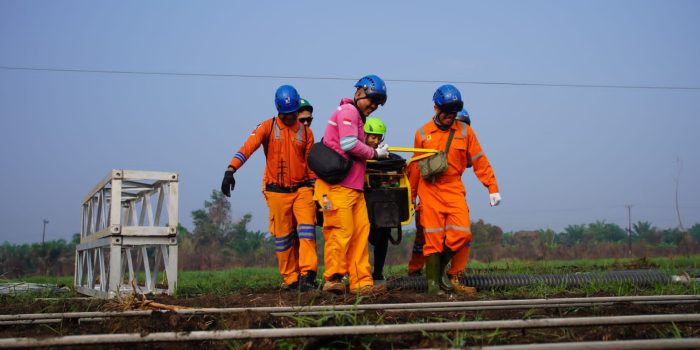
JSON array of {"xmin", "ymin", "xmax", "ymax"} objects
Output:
[{"xmin": 322, "ymin": 98, "xmax": 376, "ymax": 191}]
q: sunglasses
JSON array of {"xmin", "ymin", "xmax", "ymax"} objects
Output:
[
  {"xmin": 298, "ymin": 117, "xmax": 313, "ymax": 124},
  {"xmin": 367, "ymin": 93, "xmax": 387, "ymax": 106},
  {"xmin": 440, "ymin": 100, "xmax": 464, "ymax": 114}
]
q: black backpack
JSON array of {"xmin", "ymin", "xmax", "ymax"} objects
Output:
[{"xmin": 307, "ymin": 138, "xmax": 353, "ymax": 184}]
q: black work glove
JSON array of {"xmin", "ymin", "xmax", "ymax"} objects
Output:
[{"xmin": 221, "ymin": 169, "xmax": 235, "ymax": 197}]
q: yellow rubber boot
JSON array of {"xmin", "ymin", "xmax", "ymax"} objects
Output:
[
  {"xmin": 322, "ymin": 274, "xmax": 346, "ymax": 295},
  {"xmin": 448, "ymin": 274, "xmax": 477, "ymax": 296}
]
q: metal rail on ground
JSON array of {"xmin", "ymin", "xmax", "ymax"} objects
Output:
[
  {"xmin": 1, "ymin": 314, "xmax": 699, "ymax": 348},
  {"xmin": 2, "ymin": 294, "xmax": 699, "ymax": 323},
  {"xmin": 461, "ymin": 338, "xmax": 700, "ymax": 350}
]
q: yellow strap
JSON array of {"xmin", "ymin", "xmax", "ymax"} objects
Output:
[
  {"xmin": 407, "ymin": 153, "xmax": 435, "ymax": 165},
  {"xmin": 387, "ymin": 147, "xmax": 439, "ymax": 154},
  {"xmin": 369, "ymin": 152, "xmax": 433, "ymax": 164},
  {"xmin": 387, "ymin": 147, "xmax": 439, "ymax": 165},
  {"xmin": 367, "ymin": 146, "xmax": 439, "ymax": 165}
]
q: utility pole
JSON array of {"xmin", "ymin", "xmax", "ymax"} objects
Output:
[
  {"xmin": 42, "ymin": 219, "xmax": 49, "ymax": 244},
  {"xmin": 625, "ymin": 205, "xmax": 633, "ymax": 256},
  {"xmin": 673, "ymin": 157, "xmax": 689, "ymax": 257},
  {"xmin": 674, "ymin": 157, "xmax": 686, "ymax": 232}
]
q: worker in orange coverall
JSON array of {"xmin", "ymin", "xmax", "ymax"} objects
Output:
[
  {"xmin": 220, "ymin": 85, "xmax": 317, "ymax": 292},
  {"xmin": 408, "ymin": 108, "xmax": 472, "ymax": 277},
  {"xmin": 407, "ymin": 85, "xmax": 501, "ymax": 295}
]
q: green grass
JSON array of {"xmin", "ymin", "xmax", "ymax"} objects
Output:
[
  {"xmin": 6, "ymin": 255, "xmax": 700, "ymax": 297},
  {"xmin": 466, "ymin": 255, "xmax": 700, "ymax": 274},
  {"xmin": 375, "ymin": 255, "xmax": 700, "ymax": 278},
  {"xmin": 177, "ymin": 267, "xmax": 283, "ymax": 296},
  {"xmin": 5, "ymin": 267, "xmax": 283, "ymax": 297}
]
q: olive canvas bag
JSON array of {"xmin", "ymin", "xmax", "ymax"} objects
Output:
[{"xmin": 418, "ymin": 128, "xmax": 456, "ymax": 183}]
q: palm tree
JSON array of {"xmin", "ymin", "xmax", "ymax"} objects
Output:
[
  {"xmin": 559, "ymin": 224, "xmax": 585, "ymax": 247},
  {"xmin": 633, "ymin": 221, "xmax": 660, "ymax": 244}
]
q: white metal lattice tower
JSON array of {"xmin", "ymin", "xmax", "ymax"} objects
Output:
[{"xmin": 75, "ymin": 170, "xmax": 179, "ymax": 299}]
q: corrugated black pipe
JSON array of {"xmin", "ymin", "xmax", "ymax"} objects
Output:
[{"xmin": 386, "ymin": 270, "xmax": 674, "ymax": 292}]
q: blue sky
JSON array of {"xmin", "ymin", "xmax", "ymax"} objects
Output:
[{"xmin": 1, "ymin": 1, "xmax": 699, "ymax": 244}]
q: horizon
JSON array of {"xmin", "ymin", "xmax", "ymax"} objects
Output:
[{"xmin": 1, "ymin": 1, "xmax": 699, "ymax": 244}]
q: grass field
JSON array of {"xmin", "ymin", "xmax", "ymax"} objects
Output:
[{"xmin": 6, "ymin": 255, "xmax": 700, "ymax": 298}]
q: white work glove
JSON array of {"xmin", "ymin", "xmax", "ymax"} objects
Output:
[
  {"xmin": 489, "ymin": 193, "xmax": 501, "ymax": 206},
  {"xmin": 375, "ymin": 143, "xmax": 390, "ymax": 159}
]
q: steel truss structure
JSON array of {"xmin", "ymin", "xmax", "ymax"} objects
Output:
[{"xmin": 75, "ymin": 170, "xmax": 179, "ymax": 299}]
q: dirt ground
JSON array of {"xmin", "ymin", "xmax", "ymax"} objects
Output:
[{"xmin": 2, "ymin": 288, "xmax": 699, "ymax": 349}]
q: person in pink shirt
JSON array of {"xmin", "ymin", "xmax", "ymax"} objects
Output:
[{"xmin": 314, "ymin": 74, "xmax": 390, "ymax": 295}]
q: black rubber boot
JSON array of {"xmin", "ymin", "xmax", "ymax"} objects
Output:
[
  {"xmin": 371, "ymin": 228, "xmax": 390, "ymax": 281},
  {"xmin": 283, "ymin": 280, "xmax": 300, "ymax": 292},
  {"xmin": 300, "ymin": 271, "xmax": 318, "ymax": 291}
]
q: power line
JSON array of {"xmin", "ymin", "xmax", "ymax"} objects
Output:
[
  {"xmin": 491, "ymin": 204, "xmax": 700, "ymax": 215},
  {"xmin": 1, "ymin": 65, "xmax": 699, "ymax": 91}
]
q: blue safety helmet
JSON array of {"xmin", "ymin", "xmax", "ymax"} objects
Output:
[
  {"xmin": 275, "ymin": 85, "xmax": 301, "ymax": 114},
  {"xmin": 433, "ymin": 84, "xmax": 464, "ymax": 113},
  {"xmin": 354, "ymin": 74, "xmax": 387, "ymax": 106},
  {"xmin": 456, "ymin": 108, "xmax": 471, "ymax": 125}
]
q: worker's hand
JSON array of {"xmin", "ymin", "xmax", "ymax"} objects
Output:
[
  {"xmin": 489, "ymin": 193, "xmax": 501, "ymax": 207},
  {"xmin": 221, "ymin": 169, "xmax": 235, "ymax": 197},
  {"xmin": 375, "ymin": 143, "xmax": 390, "ymax": 159}
]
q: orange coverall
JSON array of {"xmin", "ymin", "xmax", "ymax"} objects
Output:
[
  {"xmin": 407, "ymin": 206, "xmax": 425, "ymax": 274},
  {"xmin": 408, "ymin": 208, "xmax": 471, "ymax": 276},
  {"xmin": 407, "ymin": 119, "xmax": 498, "ymax": 273},
  {"xmin": 229, "ymin": 116, "xmax": 317, "ymax": 286}
]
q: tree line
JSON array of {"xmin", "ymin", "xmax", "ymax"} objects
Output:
[{"xmin": 2, "ymin": 190, "xmax": 699, "ymax": 277}]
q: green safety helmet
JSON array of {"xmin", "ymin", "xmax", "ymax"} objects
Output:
[
  {"xmin": 364, "ymin": 117, "xmax": 386, "ymax": 137},
  {"xmin": 299, "ymin": 98, "xmax": 313, "ymax": 113}
]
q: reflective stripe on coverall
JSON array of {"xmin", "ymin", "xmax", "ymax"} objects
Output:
[
  {"xmin": 229, "ymin": 116, "xmax": 317, "ymax": 285},
  {"xmin": 407, "ymin": 119, "xmax": 498, "ymax": 273},
  {"xmin": 265, "ymin": 187, "xmax": 317, "ymax": 285},
  {"xmin": 229, "ymin": 117, "xmax": 315, "ymax": 188},
  {"xmin": 408, "ymin": 206, "xmax": 472, "ymax": 275}
]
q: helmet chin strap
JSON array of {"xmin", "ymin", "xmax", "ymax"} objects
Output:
[
  {"xmin": 352, "ymin": 97, "xmax": 369, "ymax": 122},
  {"xmin": 433, "ymin": 113, "xmax": 451, "ymax": 131}
]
